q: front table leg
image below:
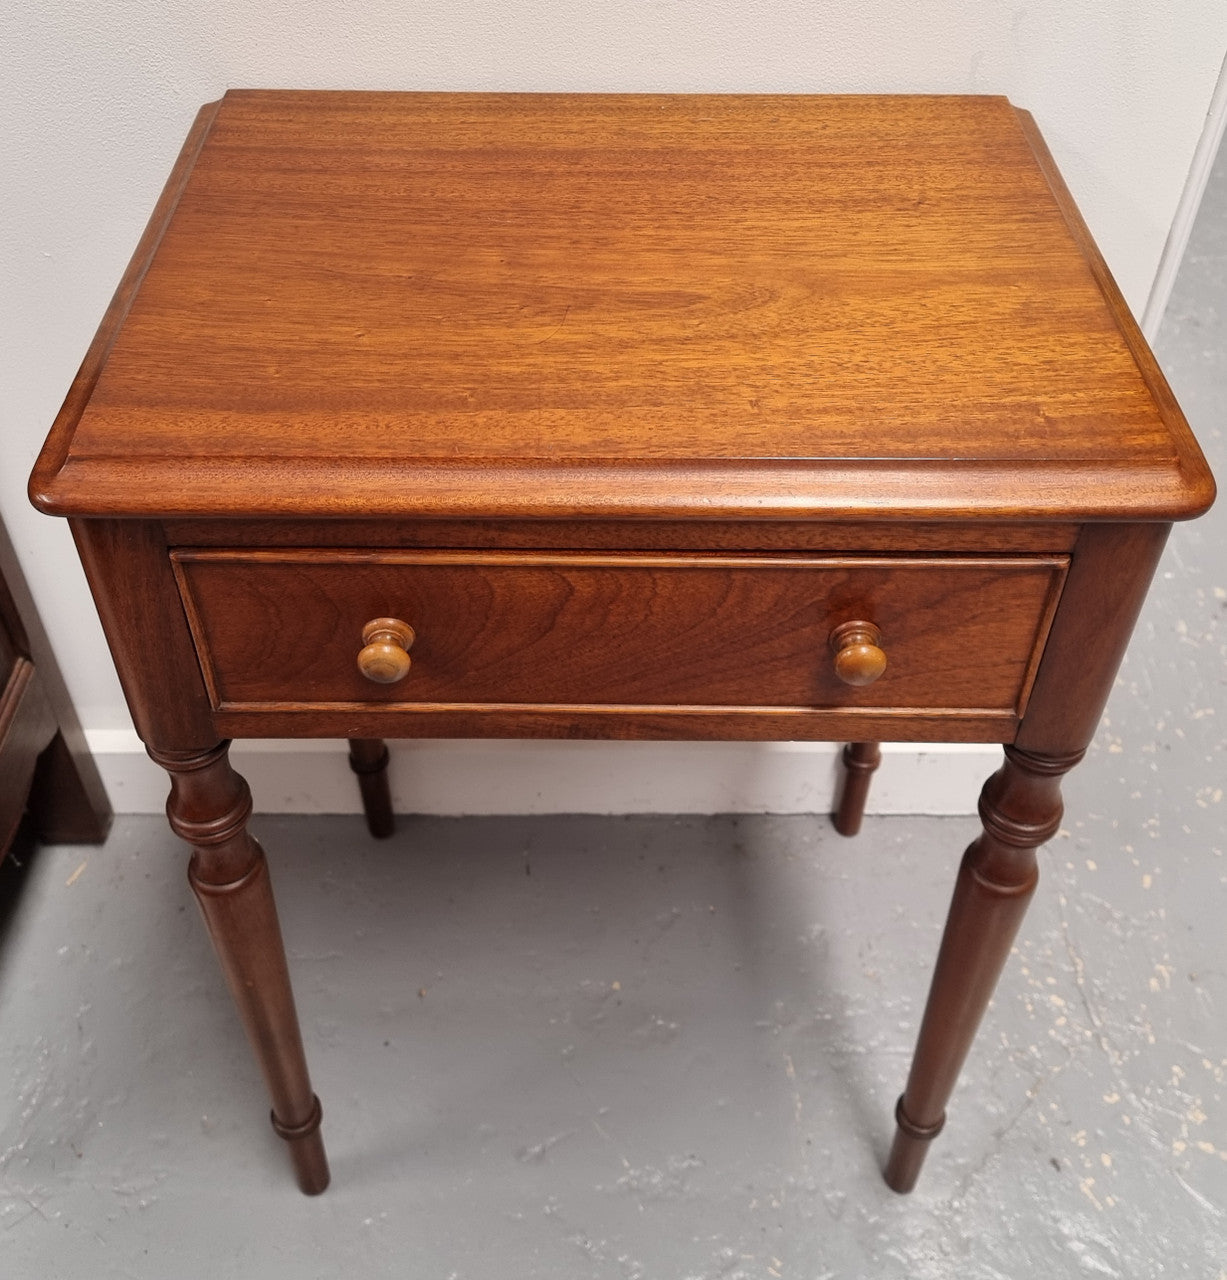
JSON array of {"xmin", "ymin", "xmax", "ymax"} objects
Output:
[
  {"xmin": 884, "ymin": 744, "xmax": 1081, "ymax": 1192},
  {"xmin": 150, "ymin": 742, "xmax": 330, "ymax": 1195}
]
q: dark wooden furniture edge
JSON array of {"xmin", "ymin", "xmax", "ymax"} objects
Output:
[
  {"xmin": 159, "ymin": 518, "xmax": 1081, "ymax": 553},
  {"xmin": 28, "ymin": 98, "xmax": 223, "ymax": 515},
  {"xmin": 0, "ymin": 655, "xmax": 57, "ymax": 854},
  {"xmin": 0, "ymin": 529, "xmax": 111, "ymax": 850},
  {"xmin": 1015, "ymin": 107, "xmax": 1215, "ymax": 518},
  {"xmin": 30, "ymin": 457, "xmax": 1211, "ymax": 524}
]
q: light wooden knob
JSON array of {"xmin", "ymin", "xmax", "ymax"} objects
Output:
[
  {"xmin": 829, "ymin": 620, "xmax": 887, "ymax": 687},
  {"xmin": 357, "ymin": 617, "xmax": 415, "ymax": 684}
]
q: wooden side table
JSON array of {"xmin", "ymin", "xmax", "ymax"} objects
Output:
[{"xmin": 30, "ymin": 92, "xmax": 1213, "ymax": 1196}]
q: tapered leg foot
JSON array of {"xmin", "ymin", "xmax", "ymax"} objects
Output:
[
  {"xmin": 269, "ymin": 1093, "xmax": 330, "ymax": 1195},
  {"xmin": 348, "ymin": 738, "xmax": 395, "ymax": 838},
  {"xmin": 832, "ymin": 741, "xmax": 880, "ymax": 836},
  {"xmin": 883, "ymin": 745, "xmax": 1081, "ymax": 1193},
  {"xmin": 153, "ymin": 741, "xmax": 331, "ymax": 1195},
  {"xmin": 884, "ymin": 1095, "xmax": 946, "ymax": 1193}
]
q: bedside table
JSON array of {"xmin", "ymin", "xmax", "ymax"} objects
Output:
[{"xmin": 30, "ymin": 92, "xmax": 1213, "ymax": 1196}]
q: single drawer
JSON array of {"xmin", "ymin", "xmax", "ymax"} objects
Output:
[{"xmin": 172, "ymin": 550, "xmax": 1067, "ymax": 721}]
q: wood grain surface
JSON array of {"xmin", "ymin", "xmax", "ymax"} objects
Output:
[
  {"xmin": 172, "ymin": 549, "xmax": 1066, "ymax": 718},
  {"xmin": 31, "ymin": 92, "xmax": 1213, "ymax": 521}
]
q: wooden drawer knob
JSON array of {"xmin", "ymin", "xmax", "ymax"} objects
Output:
[
  {"xmin": 830, "ymin": 620, "xmax": 887, "ymax": 687},
  {"xmin": 357, "ymin": 617, "xmax": 415, "ymax": 684}
]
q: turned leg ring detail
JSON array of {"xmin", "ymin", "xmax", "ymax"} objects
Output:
[
  {"xmin": 894, "ymin": 1095, "xmax": 946, "ymax": 1142},
  {"xmin": 271, "ymin": 1093, "xmax": 324, "ymax": 1143}
]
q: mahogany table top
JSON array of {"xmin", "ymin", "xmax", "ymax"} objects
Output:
[{"xmin": 32, "ymin": 91, "xmax": 1213, "ymax": 523}]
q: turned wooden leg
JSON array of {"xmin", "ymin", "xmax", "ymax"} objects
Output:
[
  {"xmin": 151, "ymin": 741, "xmax": 330, "ymax": 1195},
  {"xmin": 348, "ymin": 737, "xmax": 395, "ymax": 838},
  {"xmin": 883, "ymin": 744, "xmax": 1082, "ymax": 1193},
  {"xmin": 832, "ymin": 741, "xmax": 881, "ymax": 836}
]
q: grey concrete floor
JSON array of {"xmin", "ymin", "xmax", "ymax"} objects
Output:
[{"xmin": 3, "ymin": 156, "xmax": 1226, "ymax": 1278}]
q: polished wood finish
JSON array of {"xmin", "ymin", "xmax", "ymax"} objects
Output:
[
  {"xmin": 71, "ymin": 519, "xmax": 216, "ymax": 749},
  {"xmin": 155, "ymin": 740, "xmax": 328, "ymax": 1194},
  {"xmin": 884, "ymin": 744, "xmax": 1080, "ymax": 1191},
  {"xmin": 829, "ymin": 622, "xmax": 887, "ymax": 687},
  {"xmin": 30, "ymin": 94, "xmax": 1212, "ymax": 525},
  {"xmin": 832, "ymin": 741, "xmax": 881, "ymax": 837},
  {"xmin": 357, "ymin": 618, "xmax": 415, "ymax": 685},
  {"xmin": 347, "ymin": 737, "xmax": 395, "ymax": 838},
  {"xmin": 29, "ymin": 94, "xmax": 1214, "ymax": 1196},
  {"xmin": 1015, "ymin": 523, "xmax": 1172, "ymax": 756},
  {"xmin": 162, "ymin": 518, "xmax": 1083, "ymax": 554},
  {"xmin": 883, "ymin": 519, "xmax": 1175, "ymax": 1188},
  {"xmin": 217, "ymin": 705, "xmax": 1028, "ymax": 747},
  {"xmin": 171, "ymin": 550, "xmax": 1065, "ymax": 724}
]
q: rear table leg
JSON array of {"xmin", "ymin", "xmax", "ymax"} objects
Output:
[
  {"xmin": 832, "ymin": 741, "xmax": 881, "ymax": 836},
  {"xmin": 348, "ymin": 737, "xmax": 395, "ymax": 839}
]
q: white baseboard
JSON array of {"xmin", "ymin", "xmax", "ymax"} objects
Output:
[{"xmin": 84, "ymin": 731, "xmax": 995, "ymax": 817}]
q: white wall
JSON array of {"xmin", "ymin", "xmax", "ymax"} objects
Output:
[{"xmin": 4, "ymin": 3, "xmax": 1226, "ymax": 814}]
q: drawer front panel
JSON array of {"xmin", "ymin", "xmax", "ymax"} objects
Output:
[{"xmin": 172, "ymin": 551, "xmax": 1066, "ymax": 718}]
